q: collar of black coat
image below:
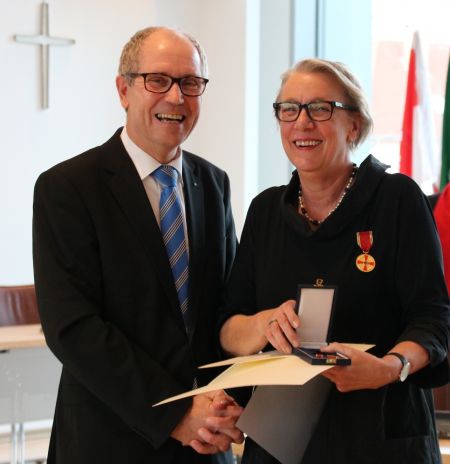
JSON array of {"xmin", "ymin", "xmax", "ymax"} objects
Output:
[{"xmin": 280, "ymin": 154, "xmax": 389, "ymax": 239}]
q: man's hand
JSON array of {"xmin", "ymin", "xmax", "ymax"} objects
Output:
[{"xmin": 170, "ymin": 390, "xmax": 243, "ymax": 454}]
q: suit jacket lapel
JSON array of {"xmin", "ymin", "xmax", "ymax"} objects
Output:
[
  {"xmin": 183, "ymin": 154, "xmax": 205, "ymax": 338},
  {"xmin": 101, "ymin": 131, "xmax": 185, "ymax": 330}
]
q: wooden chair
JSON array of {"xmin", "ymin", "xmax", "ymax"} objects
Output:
[{"xmin": 0, "ymin": 285, "xmax": 40, "ymax": 326}]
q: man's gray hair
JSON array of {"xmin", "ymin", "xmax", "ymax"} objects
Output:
[{"xmin": 118, "ymin": 26, "xmax": 208, "ymax": 82}]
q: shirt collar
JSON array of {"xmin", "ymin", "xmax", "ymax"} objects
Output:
[{"xmin": 120, "ymin": 126, "xmax": 184, "ymax": 182}]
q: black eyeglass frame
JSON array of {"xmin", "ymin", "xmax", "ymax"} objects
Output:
[
  {"xmin": 124, "ymin": 72, "xmax": 209, "ymax": 96},
  {"xmin": 272, "ymin": 100, "xmax": 358, "ymax": 122}
]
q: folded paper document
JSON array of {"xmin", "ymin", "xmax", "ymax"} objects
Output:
[{"xmin": 153, "ymin": 343, "xmax": 372, "ymax": 406}]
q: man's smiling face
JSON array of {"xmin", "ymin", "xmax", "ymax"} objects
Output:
[{"xmin": 116, "ymin": 30, "xmax": 203, "ymax": 163}]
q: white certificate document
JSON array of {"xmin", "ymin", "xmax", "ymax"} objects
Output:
[{"xmin": 153, "ymin": 344, "xmax": 372, "ymax": 406}]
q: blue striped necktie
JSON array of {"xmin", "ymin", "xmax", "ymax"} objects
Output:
[{"xmin": 152, "ymin": 165, "xmax": 190, "ymax": 330}]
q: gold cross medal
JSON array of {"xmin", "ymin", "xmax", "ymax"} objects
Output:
[{"xmin": 355, "ymin": 231, "xmax": 376, "ymax": 272}]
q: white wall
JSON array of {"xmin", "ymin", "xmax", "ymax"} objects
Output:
[
  {"xmin": 1, "ymin": 0, "xmax": 260, "ymax": 284},
  {"xmin": 1, "ymin": 0, "xmax": 154, "ymax": 284}
]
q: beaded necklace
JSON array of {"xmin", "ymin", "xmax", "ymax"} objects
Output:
[{"xmin": 298, "ymin": 163, "xmax": 358, "ymax": 226}]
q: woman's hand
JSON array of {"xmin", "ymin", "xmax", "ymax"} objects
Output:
[
  {"xmin": 220, "ymin": 299, "xmax": 300, "ymax": 356},
  {"xmin": 320, "ymin": 341, "xmax": 429, "ymax": 392},
  {"xmin": 260, "ymin": 299, "xmax": 300, "ymax": 353},
  {"xmin": 319, "ymin": 342, "xmax": 404, "ymax": 391}
]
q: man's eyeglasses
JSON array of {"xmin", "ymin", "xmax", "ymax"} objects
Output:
[
  {"xmin": 124, "ymin": 72, "xmax": 209, "ymax": 97},
  {"xmin": 273, "ymin": 100, "xmax": 358, "ymax": 122}
]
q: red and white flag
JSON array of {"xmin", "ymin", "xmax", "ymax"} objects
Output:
[{"xmin": 399, "ymin": 31, "xmax": 439, "ymax": 194}]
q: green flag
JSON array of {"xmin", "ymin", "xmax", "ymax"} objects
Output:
[{"xmin": 440, "ymin": 56, "xmax": 450, "ymax": 190}]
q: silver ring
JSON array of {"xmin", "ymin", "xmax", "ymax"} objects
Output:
[{"xmin": 268, "ymin": 319, "xmax": 277, "ymax": 326}]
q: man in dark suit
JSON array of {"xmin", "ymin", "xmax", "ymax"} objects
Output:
[{"xmin": 32, "ymin": 26, "xmax": 243, "ymax": 463}]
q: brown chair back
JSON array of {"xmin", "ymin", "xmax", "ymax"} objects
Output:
[{"xmin": 0, "ymin": 285, "xmax": 40, "ymax": 326}]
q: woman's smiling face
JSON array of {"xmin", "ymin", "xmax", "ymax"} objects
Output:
[{"xmin": 277, "ymin": 71, "xmax": 360, "ymax": 176}]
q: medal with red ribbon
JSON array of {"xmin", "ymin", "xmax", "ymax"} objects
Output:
[{"xmin": 355, "ymin": 231, "xmax": 376, "ymax": 272}]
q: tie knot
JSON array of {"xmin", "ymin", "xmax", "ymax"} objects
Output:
[{"xmin": 152, "ymin": 165, "xmax": 178, "ymax": 188}]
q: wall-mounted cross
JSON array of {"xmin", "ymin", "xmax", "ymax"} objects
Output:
[{"xmin": 14, "ymin": 1, "xmax": 75, "ymax": 109}]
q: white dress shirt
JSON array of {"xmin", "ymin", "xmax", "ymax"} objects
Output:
[{"xmin": 120, "ymin": 127, "xmax": 189, "ymax": 247}]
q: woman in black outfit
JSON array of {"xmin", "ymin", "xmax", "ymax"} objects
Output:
[{"xmin": 219, "ymin": 58, "xmax": 450, "ymax": 464}]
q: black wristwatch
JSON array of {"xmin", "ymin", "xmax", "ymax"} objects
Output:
[{"xmin": 385, "ymin": 352, "xmax": 411, "ymax": 382}]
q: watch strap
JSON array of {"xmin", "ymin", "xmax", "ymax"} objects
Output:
[
  {"xmin": 386, "ymin": 352, "xmax": 407, "ymax": 367},
  {"xmin": 385, "ymin": 352, "xmax": 410, "ymax": 382}
]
